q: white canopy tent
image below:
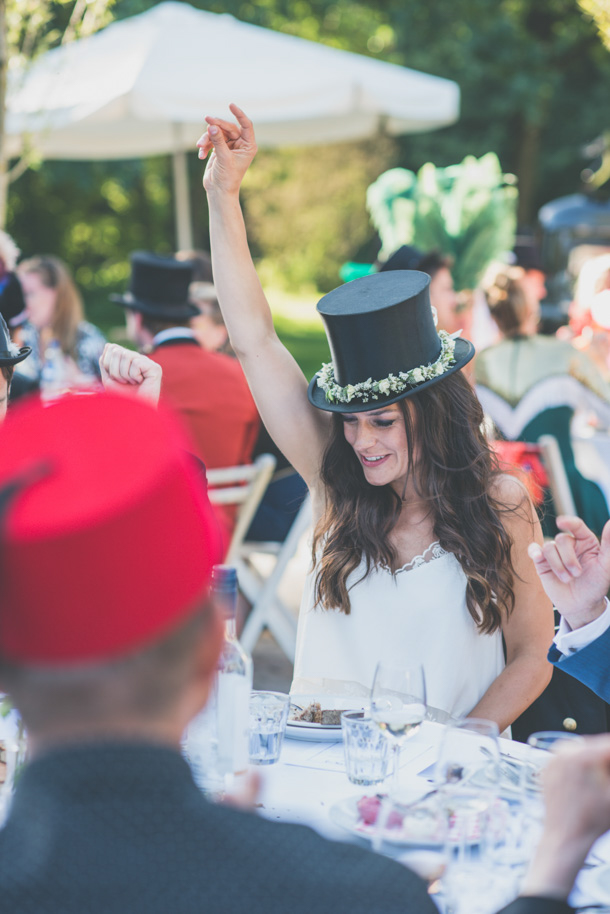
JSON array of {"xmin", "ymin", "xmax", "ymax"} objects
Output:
[{"xmin": 6, "ymin": 1, "xmax": 460, "ymax": 248}]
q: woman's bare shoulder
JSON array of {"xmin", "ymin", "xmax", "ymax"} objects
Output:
[{"xmin": 490, "ymin": 471, "xmax": 533, "ymax": 511}]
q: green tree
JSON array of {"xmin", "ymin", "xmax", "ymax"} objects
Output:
[
  {"xmin": 579, "ymin": 0, "xmax": 610, "ymax": 45},
  {"xmin": 0, "ymin": 1, "xmax": 115, "ymax": 226},
  {"xmin": 385, "ymin": 0, "xmax": 610, "ymax": 224},
  {"xmin": 9, "ymin": 0, "xmax": 610, "ymax": 305}
]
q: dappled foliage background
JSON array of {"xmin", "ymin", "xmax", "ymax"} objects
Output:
[{"xmin": 6, "ymin": 0, "xmax": 610, "ymax": 326}]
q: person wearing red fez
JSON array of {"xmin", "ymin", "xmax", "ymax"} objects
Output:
[
  {"xmin": 0, "ymin": 392, "xmax": 433, "ymax": 914},
  {"xmin": 2, "ymin": 393, "xmax": 610, "ymax": 912}
]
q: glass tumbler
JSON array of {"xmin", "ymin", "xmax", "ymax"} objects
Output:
[
  {"xmin": 248, "ymin": 690, "xmax": 290, "ymax": 765},
  {"xmin": 341, "ymin": 711, "xmax": 390, "ymax": 786}
]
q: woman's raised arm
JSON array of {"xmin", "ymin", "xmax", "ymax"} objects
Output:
[{"xmin": 199, "ymin": 105, "xmax": 331, "ymax": 490}]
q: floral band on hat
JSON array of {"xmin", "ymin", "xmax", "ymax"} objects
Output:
[{"xmin": 316, "ymin": 329, "xmax": 458, "ymax": 405}]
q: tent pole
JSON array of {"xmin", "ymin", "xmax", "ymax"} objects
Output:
[{"xmin": 171, "ymin": 148, "xmax": 193, "ymax": 251}]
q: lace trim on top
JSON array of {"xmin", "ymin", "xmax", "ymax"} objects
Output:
[{"xmin": 380, "ymin": 541, "xmax": 449, "ymax": 575}]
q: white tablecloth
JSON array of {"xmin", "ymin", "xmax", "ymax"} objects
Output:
[
  {"xmin": 257, "ymin": 721, "xmax": 526, "ymax": 841},
  {"xmin": 256, "ymin": 720, "xmax": 610, "ymax": 912}
]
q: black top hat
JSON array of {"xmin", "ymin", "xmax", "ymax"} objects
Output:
[
  {"xmin": 111, "ymin": 252, "xmax": 200, "ymax": 320},
  {"xmin": 0, "ymin": 312, "xmax": 30, "ymax": 367},
  {"xmin": 378, "ymin": 244, "xmax": 424, "ymax": 273},
  {"xmin": 308, "ymin": 271, "xmax": 474, "ymax": 413}
]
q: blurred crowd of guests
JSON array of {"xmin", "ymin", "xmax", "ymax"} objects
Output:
[
  {"xmin": 2, "ymin": 225, "xmax": 610, "ymax": 549},
  {"xmin": 376, "ymin": 238, "xmax": 610, "ymax": 540},
  {"xmin": 0, "ymin": 233, "xmax": 307, "ymax": 552}
]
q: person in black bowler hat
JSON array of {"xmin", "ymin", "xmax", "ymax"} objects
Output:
[
  {"xmin": 198, "ymin": 105, "xmax": 554, "ymax": 735},
  {"xmin": 379, "ymin": 243, "xmax": 464, "ymax": 337},
  {"xmin": 0, "ymin": 312, "xmax": 31, "ymax": 422}
]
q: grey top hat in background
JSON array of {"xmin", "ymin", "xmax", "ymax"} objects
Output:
[
  {"xmin": 0, "ymin": 273, "xmax": 26, "ymax": 326},
  {"xmin": 111, "ymin": 252, "xmax": 201, "ymax": 321},
  {"xmin": 0, "ymin": 312, "xmax": 31, "ymax": 367},
  {"xmin": 308, "ymin": 271, "xmax": 474, "ymax": 413}
]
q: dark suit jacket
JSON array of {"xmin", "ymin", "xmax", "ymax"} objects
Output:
[
  {"xmin": 548, "ymin": 626, "xmax": 610, "ymax": 703},
  {"xmin": 499, "ymin": 901, "xmax": 572, "ymax": 914},
  {"xmin": 0, "ymin": 742, "xmax": 576, "ymax": 914},
  {"xmin": 0, "ymin": 743, "xmax": 438, "ymax": 914}
]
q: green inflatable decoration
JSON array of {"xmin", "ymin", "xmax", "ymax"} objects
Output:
[{"xmin": 343, "ymin": 153, "xmax": 518, "ymax": 291}]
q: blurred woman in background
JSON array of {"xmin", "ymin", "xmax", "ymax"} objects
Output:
[
  {"xmin": 475, "ymin": 265, "xmax": 610, "ymax": 537},
  {"xmin": 16, "ymin": 256, "xmax": 106, "ymax": 395}
]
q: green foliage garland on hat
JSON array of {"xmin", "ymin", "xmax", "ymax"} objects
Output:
[{"xmin": 366, "ymin": 153, "xmax": 518, "ymax": 292}]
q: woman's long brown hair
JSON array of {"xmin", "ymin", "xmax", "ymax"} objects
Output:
[{"xmin": 312, "ymin": 371, "xmax": 524, "ymax": 634}]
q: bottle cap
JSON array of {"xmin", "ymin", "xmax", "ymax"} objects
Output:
[{"xmin": 211, "ymin": 564, "xmax": 238, "ymax": 593}]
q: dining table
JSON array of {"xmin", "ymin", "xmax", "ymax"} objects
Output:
[{"xmin": 255, "ymin": 720, "xmax": 610, "ymax": 913}]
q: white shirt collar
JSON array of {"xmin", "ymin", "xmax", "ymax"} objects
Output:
[{"xmin": 152, "ymin": 327, "xmax": 198, "ymax": 346}]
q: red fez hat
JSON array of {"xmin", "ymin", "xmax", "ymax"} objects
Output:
[{"xmin": 0, "ymin": 393, "xmax": 222, "ymax": 665}]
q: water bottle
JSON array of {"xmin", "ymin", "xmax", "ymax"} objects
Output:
[{"xmin": 213, "ymin": 565, "xmax": 253, "ymax": 777}]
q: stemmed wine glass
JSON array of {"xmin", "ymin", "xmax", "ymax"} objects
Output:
[
  {"xmin": 435, "ymin": 719, "xmax": 509, "ymax": 913},
  {"xmin": 370, "ymin": 662, "xmax": 426, "ymax": 797}
]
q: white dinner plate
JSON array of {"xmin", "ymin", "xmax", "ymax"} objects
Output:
[
  {"xmin": 285, "ymin": 721, "xmax": 343, "ymax": 742},
  {"xmin": 287, "ymin": 693, "xmax": 367, "ymax": 741},
  {"xmin": 594, "ymin": 864, "xmax": 610, "ymax": 903},
  {"xmin": 329, "ymin": 795, "xmax": 447, "ymax": 847}
]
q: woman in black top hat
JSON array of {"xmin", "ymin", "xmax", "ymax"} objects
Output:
[{"xmin": 198, "ymin": 106, "xmax": 553, "ymax": 732}]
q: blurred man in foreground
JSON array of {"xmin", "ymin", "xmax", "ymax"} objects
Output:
[
  {"xmin": 0, "ymin": 392, "xmax": 436, "ymax": 913},
  {"xmin": 0, "ymin": 392, "xmax": 608, "ymax": 913}
]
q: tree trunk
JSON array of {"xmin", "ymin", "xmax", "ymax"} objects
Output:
[{"xmin": 516, "ymin": 119, "xmax": 543, "ymax": 226}]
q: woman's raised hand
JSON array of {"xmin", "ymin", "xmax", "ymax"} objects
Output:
[{"xmin": 197, "ymin": 103, "xmax": 257, "ymax": 196}]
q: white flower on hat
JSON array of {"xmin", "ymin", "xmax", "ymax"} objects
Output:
[{"xmin": 316, "ymin": 331, "xmax": 457, "ymax": 405}]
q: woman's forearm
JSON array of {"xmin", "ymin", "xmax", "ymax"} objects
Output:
[
  {"xmin": 468, "ymin": 653, "xmax": 552, "ymax": 732},
  {"xmin": 208, "ymin": 190, "xmax": 277, "ymax": 359}
]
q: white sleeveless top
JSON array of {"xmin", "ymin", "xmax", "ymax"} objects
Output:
[{"xmin": 291, "ymin": 543, "xmax": 505, "ymax": 722}]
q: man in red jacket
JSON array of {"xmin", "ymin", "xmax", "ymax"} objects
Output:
[{"xmin": 113, "ymin": 251, "xmax": 259, "ymax": 471}]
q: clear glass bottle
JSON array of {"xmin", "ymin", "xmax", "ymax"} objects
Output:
[
  {"xmin": 212, "ymin": 565, "xmax": 253, "ymax": 778},
  {"xmin": 184, "ymin": 685, "xmax": 222, "ymax": 797}
]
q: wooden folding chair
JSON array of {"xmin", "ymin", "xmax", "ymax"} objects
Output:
[
  {"xmin": 492, "ymin": 434, "xmax": 576, "ymax": 520},
  {"xmin": 537, "ymin": 434, "xmax": 577, "ymax": 517},
  {"xmin": 206, "ymin": 453, "xmax": 276, "ymax": 564},
  {"xmin": 237, "ymin": 494, "xmax": 312, "ymax": 662}
]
